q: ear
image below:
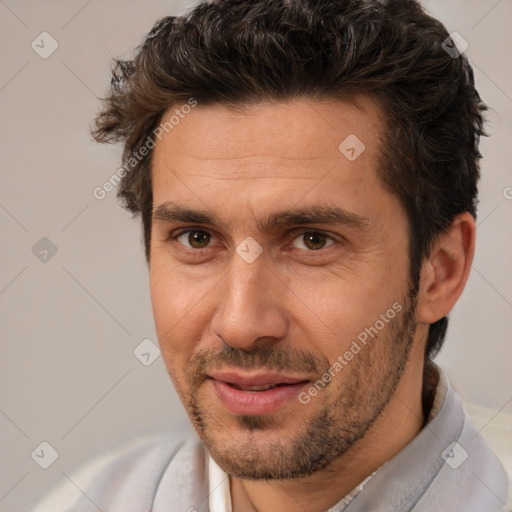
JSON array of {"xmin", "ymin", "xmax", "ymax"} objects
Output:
[{"xmin": 417, "ymin": 212, "xmax": 476, "ymax": 324}]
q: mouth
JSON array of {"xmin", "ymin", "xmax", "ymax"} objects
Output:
[
  {"xmin": 207, "ymin": 371, "xmax": 310, "ymax": 415},
  {"xmin": 227, "ymin": 383, "xmax": 283, "ymax": 391}
]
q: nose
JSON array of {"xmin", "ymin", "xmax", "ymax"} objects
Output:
[{"xmin": 210, "ymin": 253, "xmax": 288, "ymax": 351}]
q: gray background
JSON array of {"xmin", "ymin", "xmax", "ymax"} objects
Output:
[{"xmin": 1, "ymin": 1, "xmax": 511, "ymax": 510}]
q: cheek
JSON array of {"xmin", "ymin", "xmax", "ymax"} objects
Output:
[
  {"xmin": 292, "ymin": 269, "xmax": 405, "ymax": 358},
  {"xmin": 149, "ymin": 262, "xmax": 217, "ymax": 364},
  {"xmin": 150, "ymin": 256, "xmax": 201, "ymax": 322}
]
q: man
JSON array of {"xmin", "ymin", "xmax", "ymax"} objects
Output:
[{"xmin": 35, "ymin": 0, "xmax": 509, "ymax": 510}]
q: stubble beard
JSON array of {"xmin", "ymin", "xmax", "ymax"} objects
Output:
[{"xmin": 183, "ymin": 286, "xmax": 418, "ymax": 480}]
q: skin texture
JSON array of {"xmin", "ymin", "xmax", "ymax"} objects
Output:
[{"xmin": 149, "ymin": 97, "xmax": 476, "ymax": 512}]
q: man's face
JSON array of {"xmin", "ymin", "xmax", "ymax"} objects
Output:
[{"xmin": 150, "ymin": 97, "xmax": 419, "ymax": 479}]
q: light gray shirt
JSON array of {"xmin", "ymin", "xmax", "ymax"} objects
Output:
[{"xmin": 34, "ymin": 364, "xmax": 509, "ymax": 511}]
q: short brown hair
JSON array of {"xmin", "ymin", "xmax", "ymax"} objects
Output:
[{"xmin": 92, "ymin": 0, "xmax": 488, "ymax": 359}]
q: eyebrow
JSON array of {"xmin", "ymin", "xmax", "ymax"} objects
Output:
[{"xmin": 152, "ymin": 201, "xmax": 370, "ymax": 233}]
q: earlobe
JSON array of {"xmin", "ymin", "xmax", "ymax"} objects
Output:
[{"xmin": 417, "ymin": 212, "xmax": 476, "ymax": 324}]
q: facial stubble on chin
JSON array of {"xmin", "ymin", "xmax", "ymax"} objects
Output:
[{"xmin": 182, "ymin": 287, "xmax": 418, "ymax": 480}]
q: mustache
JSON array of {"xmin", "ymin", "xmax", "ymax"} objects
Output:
[{"xmin": 186, "ymin": 344, "xmax": 324, "ymax": 389}]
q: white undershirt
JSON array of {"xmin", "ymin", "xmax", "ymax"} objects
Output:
[{"xmin": 208, "ymin": 453, "xmax": 232, "ymax": 512}]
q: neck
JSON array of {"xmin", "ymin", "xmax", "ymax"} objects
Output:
[{"xmin": 230, "ymin": 354, "xmax": 426, "ymax": 512}]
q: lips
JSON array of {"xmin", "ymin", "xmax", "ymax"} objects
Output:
[{"xmin": 207, "ymin": 371, "xmax": 310, "ymax": 415}]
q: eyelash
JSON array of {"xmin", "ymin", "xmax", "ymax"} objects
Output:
[{"xmin": 169, "ymin": 227, "xmax": 340, "ymax": 253}]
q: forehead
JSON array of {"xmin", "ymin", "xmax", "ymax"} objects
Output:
[
  {"xmin": 150, "ymin": 96, "xmax": 392, "ymax": 225},
  {"xmin": 152, "ymin": 96, "xmax": 382, "ymax": 177}
]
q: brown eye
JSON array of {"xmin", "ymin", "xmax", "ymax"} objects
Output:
[
  {"xmin": 292, "ymin": 231, "xmax": 334, "ymax": 251},
  {"xmin": 176, "ymin": 230, "xmax": 211, "ymax": 249}
]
